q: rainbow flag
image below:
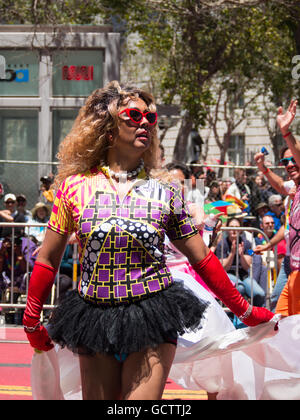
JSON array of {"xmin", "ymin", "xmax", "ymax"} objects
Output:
[{"xmin": 224, "ymin": 194, "xmax": 248, "ymax": 210}]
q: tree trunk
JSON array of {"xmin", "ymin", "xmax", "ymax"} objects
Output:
[
  {"xmin": 217, "ymin": 132, "xmax": 231, "ymax": 178},
  {"xmin": 293, "ymin": 19, "xmax": 300, "ymax": 55},
  {"xmin": 172, "ymin": 112, "xmax": 193, "ymax": 162},
  {"xmin": 218, "ymin": 148, "xmax": 226, "ymax": 179}
]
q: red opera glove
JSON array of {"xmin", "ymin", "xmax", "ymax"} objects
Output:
[
  {"xmin": 23, "ymin": 261, "xmax": 57, "ymax": 351},
  {"xmin": 23, "ymin": 323, "xmax": 54, "ymax": 352},
  {"xmin": 192, "ymin": 251, "xmax": 274, "ymax": 327}
]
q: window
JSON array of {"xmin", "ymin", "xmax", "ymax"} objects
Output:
[
  {"xmin": 0, "ymin": 50, "xmax": 39, "ymax": 96},
  {"xmin": 52, "ymin": 50, "xmax": 103, "ymax": 97},
  {"xmin": 52, "ymin": 108, "xmax": 79, "ymax": 164},
  {"xmin": 0, "ymin": 109, "xmax": 38, "ymax": 206},
  {"xmin": 273, "ymin": 133, "xmax": 285, "ymax": 153},
  {"xmin": 228, "ymin": 134, "xmax": 245, "ymax": 166}
]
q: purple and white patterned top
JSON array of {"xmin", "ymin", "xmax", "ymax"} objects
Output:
[
  {"xmin": 289, "ymin": 184, "xmax": 300, "ymax": 271},
  {"xmin": 48, "ymin": 166, "xmax": 198, "ymax": 305}
]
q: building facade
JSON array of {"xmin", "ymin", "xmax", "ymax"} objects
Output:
[{"xmin": 0, "ymin": 25, "xmax": 120, "ymax": 207}]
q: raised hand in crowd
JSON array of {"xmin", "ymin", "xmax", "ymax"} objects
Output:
[
  {"xmin": 277, "ymin": 99, "xmax": 300, "ymax": 168},
  {"xmin": 253, "ymin": 151, "xmax": 289, "ymax": 197},
  {"xmin": 277, "ymin": 99, "xmax": 297, "ymax": 134}
]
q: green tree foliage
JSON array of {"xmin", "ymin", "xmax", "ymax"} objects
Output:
[
  {"xmin": 0, "ymin": 0, "xmax": 109, "ymax": 25},
  {"xmin": 1, "ymin": 0, "xmax": 300, "ymax": 162},
  {"xmin": 1, "ymin": 1, "xmax": 299, "ymax": 115},
  {"xmin": 102, "ymin": 1, "xmax": 300, "ymax": 161}
]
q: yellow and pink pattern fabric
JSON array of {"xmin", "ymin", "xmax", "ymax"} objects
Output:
[{"xmin": 48, "ymin": 166, "xmax": 198, "ymax": 306}]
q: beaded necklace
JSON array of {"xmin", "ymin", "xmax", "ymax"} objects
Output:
[{"xmin": 108, "ymin": 159, "xmax": 144, "ymax": 180}]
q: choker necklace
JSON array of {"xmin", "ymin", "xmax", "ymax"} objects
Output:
[{"xmin": 109, "ymin": 159, "xmax": 144, "ymax": 180}]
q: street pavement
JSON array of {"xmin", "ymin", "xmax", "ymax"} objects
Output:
[{"xmin": 0, "ymin": 326, "xmax": 207, "ymax": 401}]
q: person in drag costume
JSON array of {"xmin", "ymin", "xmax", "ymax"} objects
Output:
[{"xmin": 23, "ymin": 81, "xmax": 273, "ymax": 400}]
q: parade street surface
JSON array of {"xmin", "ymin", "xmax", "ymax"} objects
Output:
[{"xmin": 0, "ymin": 326, "xmax": 207, "ymax": 401}]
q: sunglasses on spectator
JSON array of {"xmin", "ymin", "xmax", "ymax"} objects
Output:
[
  {"xmin": 118, "ymin": 108, "xmax": 158, "ymax": 125},
  {"xmin": 280, "ymin": 156, "xmax": 297, "ymax": 166},
  {"xmin": 6, "ymin": 200, "xmax": 15, "ymax": 204}
]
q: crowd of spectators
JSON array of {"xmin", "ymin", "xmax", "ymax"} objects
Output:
[
  {"xmin": 0, "ymin": 176, "xmax": 55, "ymax": 323},
  {"xmin": 0, "ymin": 149, "xmax": 292, "ymax": 323},
  {"xmin": 0, "ymin": 174, "xmax": 80, "ymax": 324},
  {"xmin": 160, "ymin": 148, "xmax": 292, "ymax": 313}
]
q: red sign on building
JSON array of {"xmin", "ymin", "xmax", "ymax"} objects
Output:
[{"xmin": 62, "ymin": 65, "xmax": 94, "ymax": 81}]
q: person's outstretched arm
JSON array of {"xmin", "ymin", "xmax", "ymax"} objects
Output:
[
  {"xmin": 23, "ymin": 229, "xmax": 69, "ymax": 351},
  {"xmin": 277, "ymin": 99, "xmax": 300, "ymax": 167},
  {"xmin": 172, "ymin": 233, "xmax": 274, "ymax": 327},
  {"xmin": 254, "ymin": 152, "xmax": 287, "ymax": 196}
]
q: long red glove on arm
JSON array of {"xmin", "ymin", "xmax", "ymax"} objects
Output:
[
  {"xmin": 192, "ymin": 251, "xmax": 274, "ymax": 327},
  {"xmin": 23, "ymin": 261, "xmax": 57, "ymax": 351}
]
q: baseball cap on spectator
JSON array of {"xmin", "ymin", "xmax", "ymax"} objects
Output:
[{"xmin": 4, "ymin": 193, "xmax": 16, "ymax": 202}]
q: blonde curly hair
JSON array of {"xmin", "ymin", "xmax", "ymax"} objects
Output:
[{"xmin": 54, "ymin": 81, "xmax": 160, "ymax": 189}]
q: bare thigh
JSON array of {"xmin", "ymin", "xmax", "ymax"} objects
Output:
[
  {"xmin": 121, "ymin": 343, "xmax": 177, "ymax": 400},
  {"xmin": 79, "ymin": 352, "xmax": 122, "ymax": 400},
  {"xmin": 79, "ymin": 343, "xmax": 176, "ymax": 400}
]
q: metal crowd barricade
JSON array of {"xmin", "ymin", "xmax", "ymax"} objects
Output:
[
  {"xmin": 0, "ymin": 222, "xmax": 79, "ymax": 314},
  {"xmin": 0, "ymin": 222, "xmax": 278, "ymax": 339},
  {"xmin": 218, "ymin": 226, "xmax": 277, "ymax": 310},
  {"xmin": 0, "ymin": 223, "xmax": 277, "ymax": 310}
]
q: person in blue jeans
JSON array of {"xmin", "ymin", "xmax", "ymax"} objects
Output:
[
  {"xmin": 270, "ymin": 255, "xmax": 290, "ymax": 311},
  {"xmin": 215, "ymin": 217, "xmax": 266, "ymax": 307}
]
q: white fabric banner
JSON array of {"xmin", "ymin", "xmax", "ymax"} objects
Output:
[{"xmin": 30, "ymin": 270, "xmax": 300, "ymax": 400}]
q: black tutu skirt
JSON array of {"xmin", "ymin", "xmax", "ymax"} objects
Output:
[{"xmin": 48, "ymin": 281, "xmax": 209, "ymax": 355}]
